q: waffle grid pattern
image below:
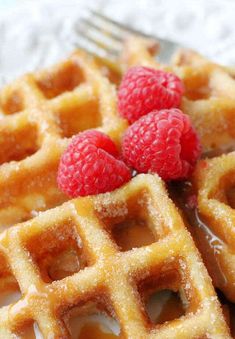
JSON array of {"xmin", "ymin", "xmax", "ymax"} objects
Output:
[
  {"xmin": 122, "ymin": 37, "xmax": 235, "ymax": 307},
  {"xmin": 0, "ymin": 50, "xmax": 126, "ymax": 228},
  {"xmin": 122, "ymin": 37, "xmax": 235, "ymax": 155},
  {"xmin": 173, "ymin": 50, "xmax": 235, "ymax": 156},
  {"xmin": 0, "ymin": 175, "xmax": 230, "ymax": 338},
  {"xmin": 0, "ymin": 38, "xmax": 232, "ymax": 337}
]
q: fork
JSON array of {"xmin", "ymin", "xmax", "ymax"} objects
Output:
[{"xmin": 74, "ymin": 9, "xmax": 182, "ymax": 64}]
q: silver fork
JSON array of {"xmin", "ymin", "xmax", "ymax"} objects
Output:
[{"xmin": 74, "ymin": 9, "xmax": 183, "ymax": 64}]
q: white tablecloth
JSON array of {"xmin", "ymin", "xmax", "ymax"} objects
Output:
[{"xmin": 0, "ymin": 0, "xmax": 235, "ymax": 86}]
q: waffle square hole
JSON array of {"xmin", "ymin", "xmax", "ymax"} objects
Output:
[
  {"xmin": 63, "ymin": 298, "xmax": 121, "ymax": 338},
  {"xmin": 225, "ymin": 186, "xmax": 235, "ymax": 209},
  {"xmin": 146, "ymin": 290, "xmax": 185, "ymax": 325},
  {"xmin": 183, "ymin": 71, "xmax": 211, "ymax": 101},
  {"xmin": 36, "ymin": 60, "xmax": 85, "ymax": 99},
  {"xmin": 214, "ymin": 172, "xmax": 235, "ymax": 209},
  {"xmin": 57, "ymin": 98, "xmax": 101, "ymax": 138},
  {"xmin": 95, "ymin": 189, "xmax": 166, "ymax": 252},
  {"xmin": 0, "ymin": 283, "xmax": 21, "ymax": 308},
  {"xmin": 15, "ymin": 322, "xmax": 42, "ymax": 339},
  {"xmin": 0, "ymin": 252, "xmax": 22, "ymax": 307},
  {"xmin": 0, "ymin": 122, "xmax": 40, "ymax": 165},
  {"xmin": 25, "ymin": 221, "xmax": 88, "ymax": 283},
  {"xmin": 137, "ymin": 263, "xmax": 189, "ymax": 327},
  {"xmin": 219, "ymin": 173, "xmax": 235, "ymax": 209},
  {"xmin": 0, "ymin": 89, "xmax": 24, "ymax": 115}
]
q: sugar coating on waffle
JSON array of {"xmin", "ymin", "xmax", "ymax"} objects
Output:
[
  {"xmin": 0, "ymin": 50, "xmax": 126, "ymax": 229},
  {"xmin": 0, "ymin": 36, "xmax": 233, "ymax": 338},
  {"xmin": 121, "ymin": 37, "xmax": 235, "ymax": 156},
  {"xmin": 0, "ymin": 174, "xmax": 230, "ymax": 338},
  {"xmin": 121, "ymin": 37, "xmax": 235, "ymax": 307}
]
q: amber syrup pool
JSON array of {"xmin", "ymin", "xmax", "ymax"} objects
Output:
[{"xmin": 168, "ymin": 180, "xmax": 235, "ymax": 336}]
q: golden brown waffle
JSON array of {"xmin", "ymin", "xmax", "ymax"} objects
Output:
[
  {"xmin": 121, "ymin": 36, "xmax": 235, "ymax": 306},
  {"xmin": 0, "ymin": 174, "xmax": 230, "ymax": 338},
  {"xmin": 121, "ymin": 37, "xmax": 235, "ymax": 156},
  {"xmin": 0, "ymin": 50, "xmax": 126, "ymax": 229},
  {"xmin": 173, "ymin": 50, "xmax": 235, "ymax": 157},
  {"xmin": 193, "ymin": 153, "xmax": 235, "ymax": 303},
  {"xmin": 0, "ymin": 37, "xmax": 233, "ymax": 337}
]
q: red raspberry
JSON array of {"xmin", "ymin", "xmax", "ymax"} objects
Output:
[
  {"xmin": 57, "ymin": 130, "xmax": 131, "ymax": 197},
  {"xmin": 118, "ymin": 66, "xmax": 184, "ymax": 123},
  {"xmin": 122, "ymin": 109, "xmax": 201, "ymax": 180}
]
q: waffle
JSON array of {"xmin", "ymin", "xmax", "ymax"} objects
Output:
[
  {"xmin": 0, "ymin": 37, "xmax": 233, "ymax": 337},
  {"xmin": 120, "ymin": 37, "xmax": 235, "ymax": 325},
  {"xmin": 170, "ymin": 47, "xmax": 235, "ymax": 305},
  {"xmin": 0, "ymin": 49, "xmax": 126, "ymax": 229},
  {"xmin": 0, "ymin": 174, "xmax": 230, "ymax": 338},
  {"xmin": 121, "ymin": 37, "xmax": 235, "ymax": 156},
  {"xmin": 193, "ymin": 153, "xmax": 235, "ymax": 302}
]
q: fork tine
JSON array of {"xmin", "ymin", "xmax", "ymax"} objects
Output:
[
  {"xmin": 88, "ymin": 9, "xmax": 151, "ymax": 38},
  {"xmin": 76, "ymin": 22, "xmax": 120, "ymax": 57},
  {"xmin": 73, "ymin": 40, "xmax": 109, "ymax": 59},
  {"xmin": 81, "ymin": 18, "xmax": 124, "ymax": 43},
  {"xmin": 80, "ymin": 18, "xmax": 123, "ymax": 51},
  {"xmin": 72, "ymin": 41, "xmax": 120, "ymax": 74},
  {"xmin": 87, "ymin": 10, "xmax": 183, "ymax": 63},
  {"xmin": 78, "ymin": 9, "xmax": 178, "ymax": 64},
  {"xmin": 73, "ymin": 38, "xmax": 118, "ymax": 60}
]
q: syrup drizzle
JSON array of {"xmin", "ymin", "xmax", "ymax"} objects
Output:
[
  {"xmin": 193, "ymin": 209, "xmax": 228, "ymax": 286},
  {"xmin": 1, "ymin": 180, "xmax": 234, "ymax": 336},
  {"xmin": 168, "ymin": 181, "xmax": 235, "ymax": 335},
  {"xmin": 168, "ymin": 181, "xmax": 228, "ymax": 286}
]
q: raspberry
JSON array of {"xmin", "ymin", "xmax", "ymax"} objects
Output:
[
  {"xmin": 57, "ymin": 130, "xmax": 131, "ymax": 197},
  {"xmin": 118, "ymin": 66, "xmax": 184, "ymax": 123},
  {"xmin": 122, "ymin": 109, "xmax": 201, "ymax": 180}
]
